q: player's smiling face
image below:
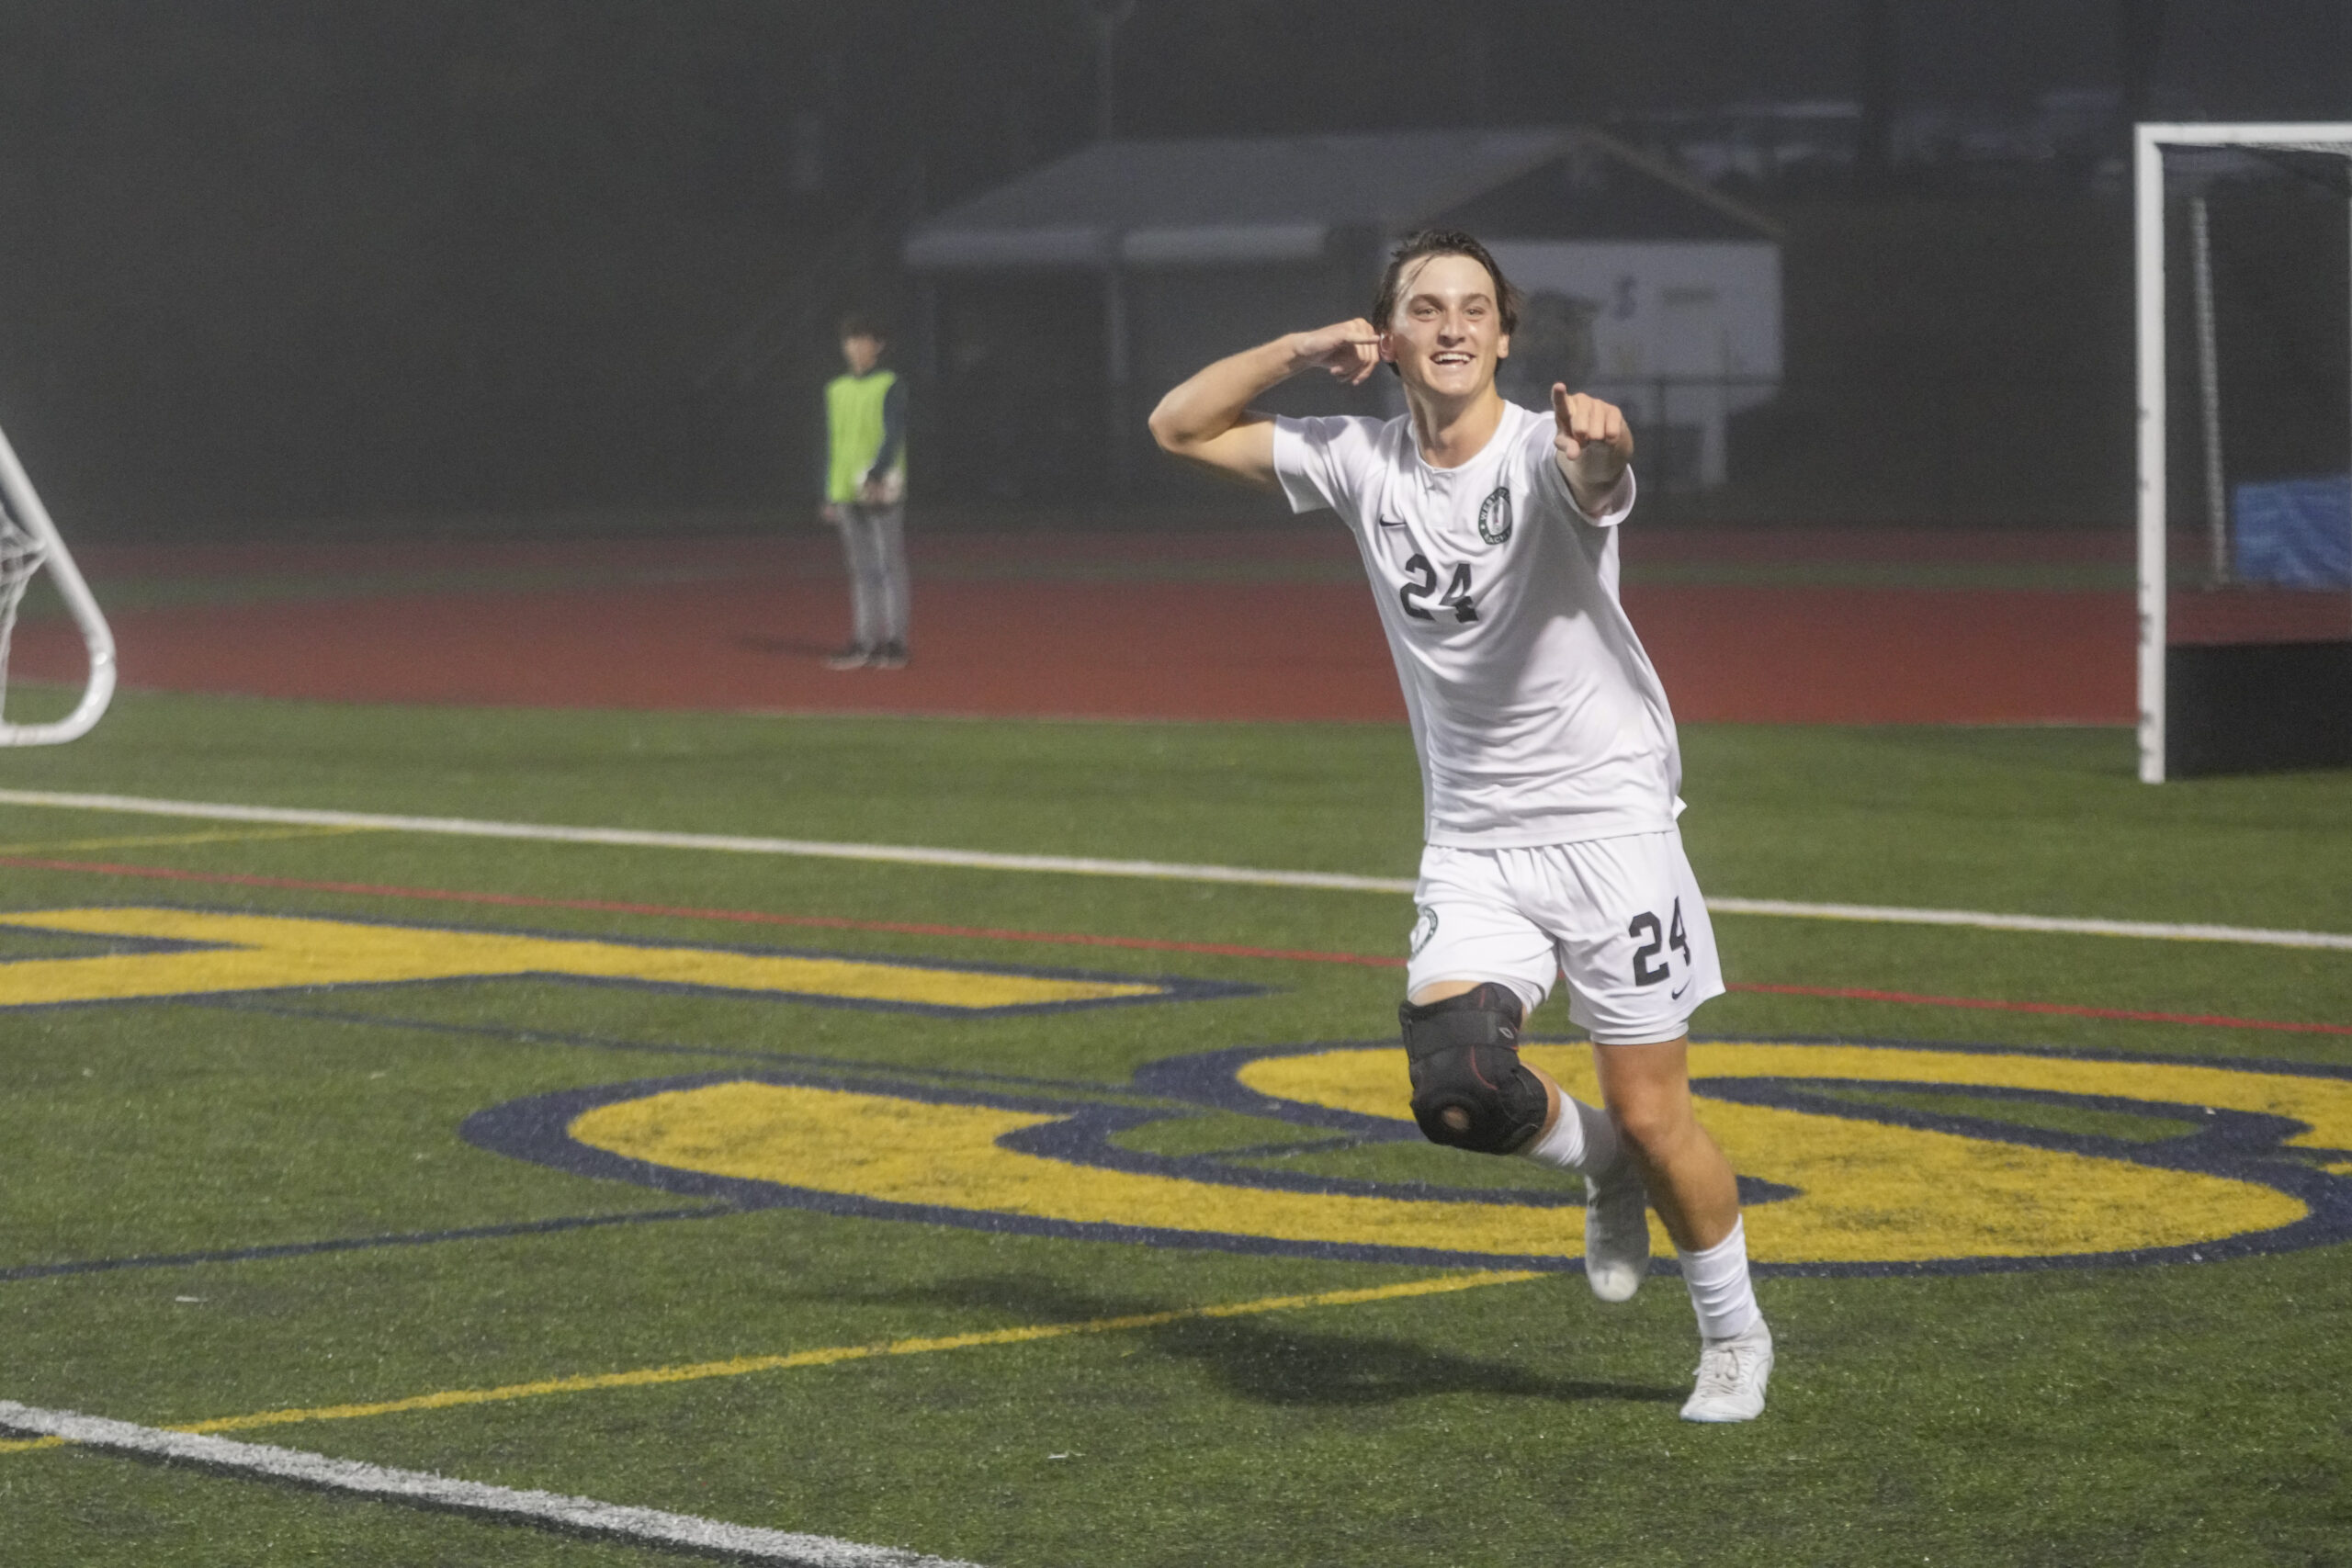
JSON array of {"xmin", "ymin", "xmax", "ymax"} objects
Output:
[{"xmin": 1381, "ymin": 254, "xmax": 1510, "ymax": 400}]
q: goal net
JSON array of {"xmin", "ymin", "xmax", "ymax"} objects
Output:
[
  {"xmin": 0, "ymin": 418, "xmax": 114, "ymax": 745},
  {"xmin": 2137, "ymin": 124, "xmax": 2352, "ymax": 780}
]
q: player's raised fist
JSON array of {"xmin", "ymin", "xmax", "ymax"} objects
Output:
[{"xmin": 1289, "ymin": 320, "xmax": 1382, "ymax": 386}]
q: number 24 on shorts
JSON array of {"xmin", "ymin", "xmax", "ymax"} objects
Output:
[{"xmin": 1628, "ymin": 898, "xmax": 1692, "ymax": 987}]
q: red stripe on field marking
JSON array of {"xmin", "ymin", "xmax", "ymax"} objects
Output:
[
  {"xmin": 1724, "ymin": 981, "xmax": 2352, "ymax": 1037},
  {"xmin": 4, "ymin": 854, "xmax": 2341, "ymax": 1035},
  {"xmin": 0, "ymin": 855, "xmax": 1404, "ymax": 968}
]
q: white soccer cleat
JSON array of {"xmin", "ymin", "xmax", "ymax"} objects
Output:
[
  {"xmin": 1581, "ymin": 1159, "xmax": 1651, "ymax": 1303},
  {"xmin": 1679, "ymin": 1319, "xmax": 1774, "ymax": 1423}
]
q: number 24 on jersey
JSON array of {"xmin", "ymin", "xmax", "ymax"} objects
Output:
[{"xmin": 1399, "ymin": 554, "xmax": 1476, "ymax": 623}]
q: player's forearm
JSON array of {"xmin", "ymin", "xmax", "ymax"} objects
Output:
[
  {"xmin": 1562, "ymin": 456, "xmax": 1630, "ymax": 517},
  {"xmin": 1147, "ymin": 335, "xmax": 1307, "ymax": 457}
]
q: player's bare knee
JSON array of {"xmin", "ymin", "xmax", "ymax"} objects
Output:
[
  {"xmin": 1606, "ymin": 1092, "xmax": 1694, "ymax": 1161},
  {"xmin": 1400, "ymin": 983, "xmax": 1547, "ymax": 1155}
]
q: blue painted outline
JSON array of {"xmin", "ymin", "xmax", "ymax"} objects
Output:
[
  {"xmin": 0, "ymin": 902, "xmax": 1265, "ymax": 1018},
  {"xmin": 0, "ymin": 1206, "xmax": 738, "ymax": 1284},
  {"xmin": 462, "ymin": 1035, "xmax": 2352, "ymax": 1278},
  {"xmin": 0, "ymin": 926, "xmax": 221, "ymax": 964},
  {"xmin": 1142, "ymin": 1033, "xmax": 2352, "ymax": 1274},
  {"xmin": 186, "ymin": 994, "xmax": 1188, "ymax": 1102},
  {"xmin": 458, "ymin": 1072, "xmax": 1608, "ymax": 1273},
  {"xmin": 1001, "ymin": 1101, "xmax": 1798, "ymax": 1210}
]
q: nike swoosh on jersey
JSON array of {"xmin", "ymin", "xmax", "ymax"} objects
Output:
[
  {"xmin": 1375, "ymin": 516, "xmax": 1408, "ymax": 528},
  {"xmin": 1670, "ymin": 978, "xmax": 1692, "ymax": 1000}
]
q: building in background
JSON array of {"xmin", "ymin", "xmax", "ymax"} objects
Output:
[{"xmin": 903, "ymin": 129, "xmax": 1781, "ymax": 502}]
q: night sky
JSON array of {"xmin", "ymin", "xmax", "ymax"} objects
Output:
[{"xmin": 0, "ymin": 1, "xmax": 2342, "ymax": 530}]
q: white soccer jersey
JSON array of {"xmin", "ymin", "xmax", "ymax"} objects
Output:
[{"xmin": 1272, "ymin": 402, "xmax": 1682, "ymax": 847}]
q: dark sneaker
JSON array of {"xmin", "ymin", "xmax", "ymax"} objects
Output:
[{"xmin": 872, "ymin": 640, "xmax": 909, "ymax": 670}]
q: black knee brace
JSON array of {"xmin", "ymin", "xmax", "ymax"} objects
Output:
[{"xmin": 1400, "ymin": 983, "xmax": 1547, "ymax": 1155}]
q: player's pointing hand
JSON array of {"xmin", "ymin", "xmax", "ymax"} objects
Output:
[
  {"xmin": 1289, "ymin": 320, "xmax": 1382, "ymax": 387},
  {"xmin": 1552, "ymin": 384, "xmax": 1634, "ymax": 506}
]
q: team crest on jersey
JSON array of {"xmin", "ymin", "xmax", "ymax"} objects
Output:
[
  {"xmin": 1477, "ymin": 486, "xmax": 1512, "ymax": 545},
  {"xmin": 1409, "ymin": 907, "xmax": 1438, "ymax": 956}
]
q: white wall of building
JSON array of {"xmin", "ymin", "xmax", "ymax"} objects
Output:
[{"xmin": 1484, "ymin": 239, "xmax": 1781, "ymax": 487}]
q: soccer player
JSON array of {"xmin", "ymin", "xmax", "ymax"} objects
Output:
[
  {"xmin": 1147, "ymin": 230, "xmax": 1770, "ymax": 1422},
  {"xmin": 820, "ymin": 313, "xmax": 910, "ymax": 670}
]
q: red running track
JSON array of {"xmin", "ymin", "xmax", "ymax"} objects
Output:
[{"xmin": 14, "ymin": 528, "xmax": 2136, "ymax": 724}]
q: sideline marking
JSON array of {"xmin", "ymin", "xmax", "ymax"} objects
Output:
[
  {"xmin": 0, "ymin": 789, "xmax": 1412, "ymax": 891},
  {"xmin": 0, "ymin": 825, "xmax": 367, "ymax": 855},
  {"xmin": 1702, "ymin": 896, "xmax": 2352, "ymax": 952},
  {"xmin": 0, "ymin": 856, "xmax": 2340, "ymax": 1036},
  {"xmin": 0, "ymin": 1272, "xmax": 1529, "ymax": 1457},
  {"xmin": 3, "ymin": 787, "xmax": 2346, "ymax": 951},
  {"xmin": 0, "ymin": 1401, "xmax": 983, "ymax": 1568}
]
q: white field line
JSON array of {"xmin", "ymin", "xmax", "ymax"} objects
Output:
[
  {"xmin": 0, "ymin": 1400, "xmax": 981, "ymax": 1568},
  {"xmin": 1699, "ymin": 897, "xmax": 2352, "ymax": 952},
  {"xmin": 0, "ymin": 789, "xmax": 1411, "ymax": 890},
  {"xmin": 1, "ymin": 787, "xmax": 2346, "ymax": 953}
]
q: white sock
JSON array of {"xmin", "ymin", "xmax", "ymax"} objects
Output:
[
  {"xmin": 1679, "ymin": 1217, "xmax": 1761, "ymax": 1342},
  {"xmin": 1519, "ymin": 1095, "xmax": 1622, "ymax": 1177}
]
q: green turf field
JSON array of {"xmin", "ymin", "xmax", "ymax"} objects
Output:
[{"xmin": 3, "ymin": 690, "xmax": 2349, "ymax": 1565}]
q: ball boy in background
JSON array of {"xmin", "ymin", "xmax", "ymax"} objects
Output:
[{"xmin": 820, "ymin": 314, "xmax": 910, "ymax": 670}]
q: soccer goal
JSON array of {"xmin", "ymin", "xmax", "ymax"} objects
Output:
[
  {"xmin": 2136, "ymin": 123, "xmax": 2352, "ymax": 781},
  {"xmin": 0, "ymin": 417, "xmax": 114, "ymax": 745}
]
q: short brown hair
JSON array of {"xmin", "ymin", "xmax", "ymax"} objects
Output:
[
  {"xmin": 837, "ymin": 311, "xmax": 888, "ymax": 343},
  {"xmin": 1371, "ymin": 230, "xmax": 1520, "ymax": 335}
]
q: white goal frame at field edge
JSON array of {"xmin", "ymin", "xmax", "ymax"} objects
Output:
[
  {"xmin": 0, "ymin": 416, "xmax": 113, "ymax": 745},
  {"xmin": 2134, "ymin": 122, "xmax": 2352, "ymax": 783}
]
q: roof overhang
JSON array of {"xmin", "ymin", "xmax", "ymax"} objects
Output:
[
  {"xmin": 1120, "ymin": 221, "xmax": 1329, "ymax": 266},
  {"xmin": 905, "ymin": 224, "xmax": 1115, "ymax": 270},
  {"xmin": 905, "ymin": 220, "xmax": 1336, "ymax": 271},
  {"xmin": 902, "ymin": 128, "xmax": 1781, "ymax": 273}
]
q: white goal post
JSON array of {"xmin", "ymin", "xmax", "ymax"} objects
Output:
[
  {"xmin": 0, "ymin": 417, "xmax": 115, "ymax": 745},
  {"xmin": 2135, "ymin": 122, "xmax": 2352, "ymax": 782}
]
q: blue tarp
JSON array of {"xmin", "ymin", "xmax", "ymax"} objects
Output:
[{"xmin": 2234, "ymin": 476, "xmax": 2352, "ymax": 588}]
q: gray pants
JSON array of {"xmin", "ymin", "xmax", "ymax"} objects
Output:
[{"xmin": 832, "ymin": 502, "xmax": 910, "ymax": 649}]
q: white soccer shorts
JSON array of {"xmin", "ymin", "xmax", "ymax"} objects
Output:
[{"xmin": 1405, "ymin": 831, "xmax": 1726, "ymax": 1046}]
